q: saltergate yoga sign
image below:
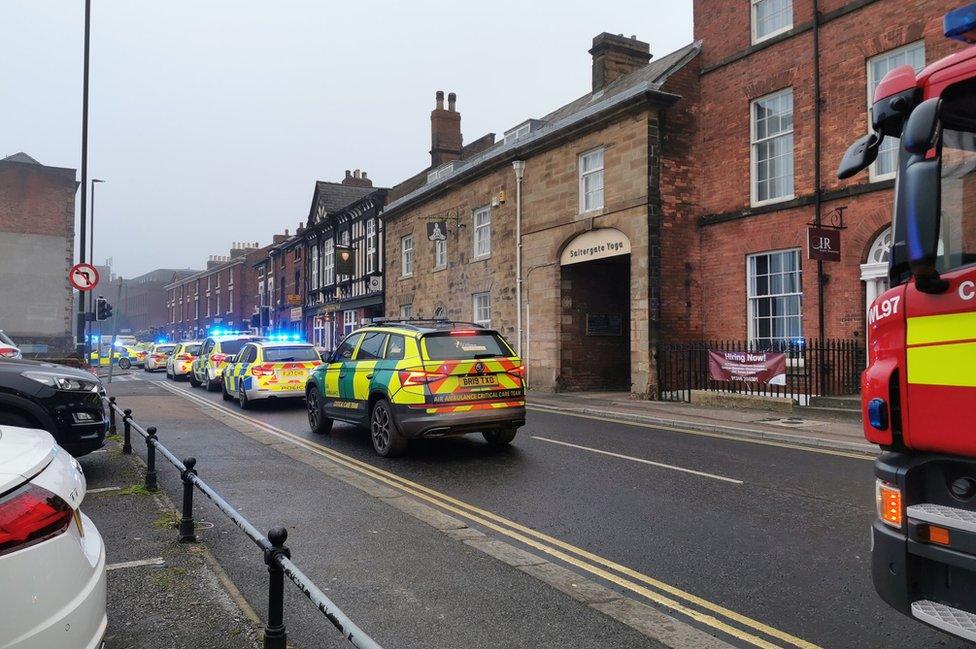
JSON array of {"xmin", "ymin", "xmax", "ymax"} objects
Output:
[
  {"xmin": 708, "ymin": 350, "xmax": 787, "ymax": 385},
  {"xmin": 559, "ymin": 228, "xmax": 632, "ymax": 266}
]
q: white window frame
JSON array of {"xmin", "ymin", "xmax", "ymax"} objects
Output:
[
  {"xmin": 342, "ymin": 309, "xmax": 357, "ymax": 336},
  {"xmin": 579, "ymin": 147, "xmax": 605, "ymax": 214},
  {"xmin": 751, "ymin": 0, "xmax": 793, "ymax": 44},
  {"xmin": 310, "ymin": 244, "xmax": 319, "ymax": 289},
  {"xmin": 401, "ymin": 234, "xmax": 414, "ymax": 277},
  {"xmin": 322, "ymin": 238, "xmax": 335, "ymax": 286},
  {"xmin": 434, "ymin": 237, "xmax": 447, "ymax": 269},
  {"xmin": 746, "ymin": 248, "xmax": 803, "ymax": 349},
  {"xmin": 366, "ymin": 219, "xmax": 377, "ymax": 274},
  {"xmin": 750, "ymin": 88, "xmax": 795, "ymax": 207},
  {"xmin": 399, "ymin": 304, "xmax": 413, "ymax": 319},
  {"xmin": 227, "ymin": 287, "xmax": 233, "ymax": 314},
  {"xmin": 473, "ymin": 292, "xmax": 491, "ymax": 328},
  {"xmin": 473, "ymin": 206, "xmax": 491, "ymax": 259},
  {"xmin": 215, "ymin": 291, "xmax": 221, "ymax": 315},
  {"xmin": 194, "ymin": 295, "xmax": 199, "ymax": 319},
  {"xmin": 867, "ymin": 41, "xmax": 926, "ymax": 182}
]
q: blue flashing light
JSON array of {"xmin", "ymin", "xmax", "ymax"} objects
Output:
[
  {"xmin": 945, "ymin": 4, "xmax": 976, "ymax": 43},
  {"xmin": 867, "ymin": 398, "xmax": 889, "ymax": 431}
]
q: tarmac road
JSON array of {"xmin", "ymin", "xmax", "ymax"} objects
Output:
[{"xmin": 134, "ymin": 371, "xmax": 968, "ymax": 649}]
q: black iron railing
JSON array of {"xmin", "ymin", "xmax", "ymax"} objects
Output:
[
  {"xmin": 107, "ymin": 398, "xmax": 383, "ymax": 649},
  {"xmin": 656, "ymin": 338, "xmax": 864, "ymax": 404}
]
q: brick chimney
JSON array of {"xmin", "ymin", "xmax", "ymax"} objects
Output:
[
  {"xmin": 430, "ymin": 90, "xmax": 462, "ymax": 167},
  {"xmin": 341, "ymin": 169, "xmax": 373, "ymax": 188},
  {"xmin": 589, "ymin": 33, "xmax": 651, "ymax": 92}
]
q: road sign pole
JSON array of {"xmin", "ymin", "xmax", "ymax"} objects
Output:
[{"xmin": 76, "ymin": 0, "xmax": 92, "ymax": 359}]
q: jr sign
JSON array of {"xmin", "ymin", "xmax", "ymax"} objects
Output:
[{"xmin": 807, "ymin": 226, "xmax": 841, "ymax": 262}]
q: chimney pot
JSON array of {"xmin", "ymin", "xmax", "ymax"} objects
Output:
[
  {"xmin": 345, "ymin": 170, "xmax": 351, "ymax": 178},
  {"xmin": 362, "ymin": 171, "xmax": 368, "ymax": 179},
  {"xmin": 448, "ymin": 92, "xmax": 457, "ymax": 111},
  {"xmin": 435, "ymin": 90, "xmax": 444, "ymax": 110},
  {"xmin": 354, "ymin": 169, "xmax": 360, "ymax": 178}
]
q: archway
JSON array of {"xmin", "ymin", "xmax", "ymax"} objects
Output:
[
  {"xmin": 860, "ymin": 226, "xmax": 891, "ymax": 326},
  {"xmin": 558, "ymin": 228, "xmax": 632, "ymax": 391}
]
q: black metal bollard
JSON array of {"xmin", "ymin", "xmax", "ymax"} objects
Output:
[
  {"xmin": 145, "ymin": 426, "xmax": 158, "ymax": 491},
  {"xmin": 263, "ymin": 527, "xmax": 290, "ymax": 649},
  {"xmin": 178, "ymin": 458, "xmax": 197, "ymax": 543},
  {"xmin": 108, "ymin": 397, "xmax": 117, "ymax": 435},
  {"xmin": 122, "ymin": 409, "xmax": 132, "ymax": 454}
]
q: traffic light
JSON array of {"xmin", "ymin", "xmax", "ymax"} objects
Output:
[{"xmin": 95, "ymin": 296, "xmax": 113, "ymax": 321}]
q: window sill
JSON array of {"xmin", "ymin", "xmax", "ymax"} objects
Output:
[
  {"xmin": 400, "ymin": 274, "xmax": 413, "ymax": 280},
  {"xmin": 752, "ymin": 24, "xmax": 793, "ymax": 46},
  {"xmin": 432, "ymin": 265, "xmax": 447, "ymax": 273},
  {"xmin": 577, "ymin": 206, "xmax": 606, "ymax": 219},
  {"xmin": 472, "ymin": 254, "xmax": 491, "ymax": 263},
  {"xmin": 750, "ymin": 193, "xmax": 795, "ymax": 209}
]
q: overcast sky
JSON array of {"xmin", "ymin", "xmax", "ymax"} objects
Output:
[{"xmin": 2, "ymin": 0, "xmax": 692, "ymax": 278}]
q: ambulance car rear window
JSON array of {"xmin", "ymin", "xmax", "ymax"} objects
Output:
[
  {"xmin": 264, "ymin": 346, "xmax": 320, "ymax": 362},
  {"xmin": 422, "ymin": 333, "xmax": 512, "ymax": 360}
]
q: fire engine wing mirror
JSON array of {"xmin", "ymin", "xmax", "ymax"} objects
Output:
[
  {"xmin": 903, "ymin": 156, "xmax": 949, "ymax": 294},
  {"xmin": 837, "ymin": 132, "xmax": 882, "ymax": 179},
  {"xmin": 903, "ymin": 98, "xmax": 942, "ymax": 155}
]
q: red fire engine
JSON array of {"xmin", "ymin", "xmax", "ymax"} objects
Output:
[{"xmin": 839, "ymin": 4, "xmax": 976, "ymax": 641}]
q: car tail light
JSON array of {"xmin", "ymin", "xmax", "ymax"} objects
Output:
[
  {"xmin": 876, "ymin": 480, "xmax": 903, "ymax": 528},
  {"xmin": 211, "ymin": 353, "xmax": 229, "ymax": 363},
  {"xmin": 0, "ymin": 483, "xmax": 74, "ymax": 557},
  {"xmin": 0, "ymin": 347, "xmax": 19, "ymax": 358},
  {"xmin": 507, "ymin": 365, "xmax": 525, "ymax": 380},
  {"xmin": 251, "ymin": 364, "xmax": 274, "ymax": 377},
  {"xmin": 177, "ymin": 354, "xmax": 193, "ymax": 361},
  {"xmin": 398, "ymin": 367, "xmax": 447, "ymax": 387}
]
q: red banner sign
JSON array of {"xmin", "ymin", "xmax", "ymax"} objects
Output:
[{"xmin": 708, "ymin": 350, "xmax": 787, "ymax": 385}]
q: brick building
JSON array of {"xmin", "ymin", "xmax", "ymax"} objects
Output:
[
  {"xmin": 0, "ymin": 152, "xmax": 78, "ymax": 355},
  {"xmin": 164, "ymin": 242, "xmax": 263, "ymax": 340},
  {"xmin": 382, "ymin": 34, "xmax": 701, "ymax": 395},
  {"xmin": 302, "ymin": 172, "xmax": 387, "ymax": 349},
  {"xmin": 117, "ymin": 268, "xmax": 197, "ymax": 338},
  {"xmin": 692, "ymin": 0, "xmax": 967, "ymax": 347}
]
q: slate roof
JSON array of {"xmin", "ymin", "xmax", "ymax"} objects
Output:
[
  {"xmin": 2, "ymin": 152, "xmax": 42, "ymax": 165},
  {"xmin": 311, "ymin": 182, "xmax": 376, "ymax": 214},
  {"xmin": 385, "ymin": 41, "xmax": 701, "ymax": 215}
]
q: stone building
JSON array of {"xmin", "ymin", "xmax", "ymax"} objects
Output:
[
  {"xmin": 382, "ymin": 34, "xmax": 701, "ymax": 395},
  {"xmin": 0, "ymin": 153, "xmax": 78, "ymax": 356},
  {"xmin": 692, "ymin": 0, "xmax": 967, "ymax": 346}
]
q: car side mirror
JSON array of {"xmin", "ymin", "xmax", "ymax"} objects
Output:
[
  {"xmin": 837, "ymin": 132, "xmax": 883, "ymax": 179},
  {"xmin": 903, "ymin": 98, "xmax": 942, "ymax": 155}
]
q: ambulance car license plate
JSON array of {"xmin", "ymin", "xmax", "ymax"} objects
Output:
[{"xmin": 461, "ymin": 375, "xmax": 497, "ymax": 387}]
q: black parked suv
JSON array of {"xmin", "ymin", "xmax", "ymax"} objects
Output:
[{"xmin": 0, "ymin": 357, "xmax": 107, "ymax": 456}]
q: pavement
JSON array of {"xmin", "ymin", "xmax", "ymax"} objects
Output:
[
  {"xmin": 101, "ymin": 373, "xmax": 967, "ymax": 649},
  {"xmin": 78, "ymin": 434, "xmax": 260, "ymax": 649},
  {"xmin": 526, "ymin": 390, "xmax": 874, "ymax": 454}
]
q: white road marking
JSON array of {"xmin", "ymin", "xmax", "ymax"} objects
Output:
[
  {"xmin": 531, "ymin": 436, "xmax": 744, "ymax": 485},
  {"xmin": 106, "ymin": 557, "xmax": 165, "ymax": 571},
  {"xmin": 87, "ymin": 486, "xmax": 121, "ymax": 494}
]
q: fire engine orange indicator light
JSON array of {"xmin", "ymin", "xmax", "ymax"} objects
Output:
[
  {"xmin": 921, "ymin": 525, "xmax": 951, "ymax": 546},
  {"xmin": 876, "ymin": 481, "xmax": 903, "ymax": 527}
]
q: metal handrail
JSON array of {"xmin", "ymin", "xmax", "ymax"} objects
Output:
[{"xmin": 107, "ymin": 397, "xmax": 384, "ymax": 649}]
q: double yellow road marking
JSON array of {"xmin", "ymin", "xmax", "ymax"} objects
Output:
[{"xmin": 159, "ymin": 382, "xmax": 820, "ymax": 649}]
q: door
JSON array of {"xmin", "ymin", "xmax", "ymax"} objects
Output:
[
  {"xmin": 351, "ymin": 331, "xmax": 387, "ymax": 421},
  {"xmin": 226, "ymin": 344, "xmax": 253, "ymax": 393},
  {"xmin": 324, "ymin": 332, "xmax": 363, "ymax": 421}
]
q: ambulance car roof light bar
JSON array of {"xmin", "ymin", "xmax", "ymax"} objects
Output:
[{"xmin": 945, "ymin": 4, "xmax": 976, "ymax": 43}]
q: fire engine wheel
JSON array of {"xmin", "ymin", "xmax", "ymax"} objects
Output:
[
  {"xmin": 118, "ymin": 358, "xmax": 131, "ymax": 370},
  {"xmin": 483, "ymin": 428, "xmax": 518, "ymax": 446},
  {"xmin": 306, "ymin": 388, "xmax": 333, "ymax": 435},
  {"xmin": 221, "ymin": 380, "xmax": 233, "ymax": 401},
  {"xmin": 238, "ymin": 384, "xmax": 251, "ymax": 410},
  {"xmin": 370, "ymin": 399, "xmax": 407, "ymax": 458}
]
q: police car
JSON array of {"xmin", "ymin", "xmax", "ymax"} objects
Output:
[
  {"xmin": 165, "ymin": 341, "xmax": 201, "ymax": 380},
  {"xmin": 191, "ymin": 332, "xmax": 264, "ymax": 391},
  {"xmin": 88, "ymin": 342, "xmax": 144, "ymax": 369},
  {"xmin": 305, "ymin": 320, "xmax": 525, "ymax": 457},
  {"xmin": 221, "ymin": 340, "xmax": 322, "ymax": 409},
  {"xmin": 143, "ymin": 342, "xmax": 176, "ymax": 372}
]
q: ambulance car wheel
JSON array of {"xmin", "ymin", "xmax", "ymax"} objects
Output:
[
  {"xmin": 306, "ymin": 388, "xmax": 333, "ymax": 435},
  {"xmin": 238, "ymin": 384, "xmax": 251, "ymax": 410},
  {"xmin": 370, "ymin": 399, "xmax": 407, "ymax": 458},
  {"xmin": 221, "ymin": 379, "xmax": 233, "ymax": 401},
  {"xmin": 118, "ymin": 358, "xmax": 131, "ymax": 370},
  {"xmin": 483, "ymin": 427, "xmax": 518, "ymax": 446},
  {"xmin": 189, "ymin": 372, "xmax": 201, "ymax": 388}
]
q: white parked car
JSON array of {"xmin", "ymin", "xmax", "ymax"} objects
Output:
[
  {"xmin": 0, "ymin": 425, "xmax": 106, "ymax": 649},
  {"xmin": 0, "ymin": 330, "xmax": 22, "ymax": 359}
]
